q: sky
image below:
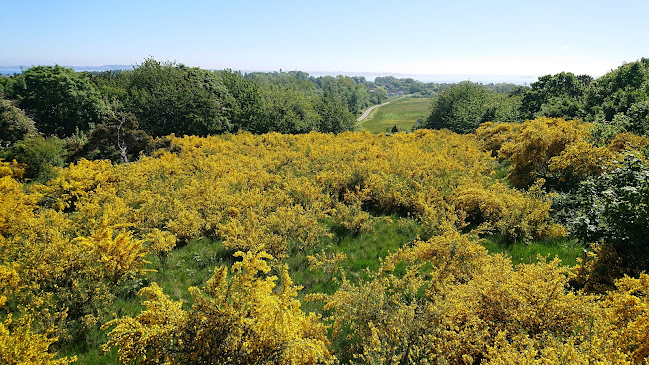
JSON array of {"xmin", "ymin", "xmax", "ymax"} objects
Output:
[{"xmin": 1, "ymin": 0, "xmax": 648, "ymax": 78}]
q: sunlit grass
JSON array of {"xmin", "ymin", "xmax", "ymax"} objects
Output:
[
  {"xmin": 482, "ymin": 236, "xmax": 585, "ymax": 267},
  {"xmin": 68, "ymin": 214, "xmax": 583, "ymax": 364},
  {"xmin": 359, "ymin": 97, "xmax": 431, "ymax": 133}
]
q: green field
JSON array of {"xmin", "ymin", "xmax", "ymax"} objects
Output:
[{"xmin": 358, "ymin": 96, "xmax": 432, "ymax": 133}]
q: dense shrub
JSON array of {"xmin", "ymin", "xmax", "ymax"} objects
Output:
[
  {"xmin": 8, "ymin": 65, "xmax": 103, "ymax": 138},
  {"xmin": 8, "ymin": 136, "xmax": 66, "ymax": 182},
  {"xmin": 0, "ymin": 99, "xmax": 37, "ymax": 149},
  {"xmin": 416, "ymin": 81, "xmax": 521, "ymax": 134},
  {"xmin": 496, "ymin": 117, "xmax": 591, "ymax": 189},
  {"xmin": 570, "ymin": 153, "xmax": 649, "ymax": 287},
  {"xmin": 103, "ymin": 251, "xmax": 332, "ymax": 364},
  {"xmin": 585, "ymin": 58, "xmax": 649, "ymax": 134}
]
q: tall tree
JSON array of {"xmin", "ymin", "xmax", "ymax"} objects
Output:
[
  {"xmin": 584, "ymin": 58, "xmax": 649, "ymax": 134},
  {"xmin": 520, "ymin": 72, "xmax": 589, "ymax": 120},
  {"xmin": 372, "ymin": 87, "xmax": 388, "ymax": 104},
  {"xmin": 418, "ymin": 81, "xmax": 521, "ymax": 134},
  {"xmin": 219, "ymin": 70, "xmax": 265, "ymax": 132},
  {"xmin": 316, "ymin": 93, "xmax": 356, "ymax": 133},
  {"xmin": 126, "ymin": 58, "xmax": 233, "ymax": 137},
  {"xmin": 11, "ymin": 65, "xmax": 103, "ymax": 137}
]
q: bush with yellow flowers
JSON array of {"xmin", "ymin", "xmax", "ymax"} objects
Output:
[
  {"xmin": 0, "ymin": 309, "xmax": 76, "ymax": 365},
  {"xmin": 103, "ymin": 250, "xmax": 332, "ymax": 364},
  {"xmin": 313, "ymin": 224, "xmax": 649, "ymax": 364},
  {"xmin": 496, "ymin": 117, "xmax": 592, "ymax": 188},
  {"xmin": 478, "ymin": 117, "xmax": 648, "ymax": 192},
  {"xmin": 0, "ymin": 128, "xmax": 579, "ymax": 363}
]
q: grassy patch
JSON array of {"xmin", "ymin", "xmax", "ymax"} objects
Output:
[
  {"xmin": 287, "ymin": 215, "xmax": 423, "ymax": 295},
  {"xmin": 482, "ymin": 236, "xmax": 585, "ymax": 267},
  {"xmin": 73, "ymin": 214, "xmax": 582, "ymax": 364},
  {"xmin": 358, "ymin": 97, "xmax": 431, "ymax": 133}
]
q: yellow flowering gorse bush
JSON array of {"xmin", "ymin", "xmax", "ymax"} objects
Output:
[
  {"xmin": 103, "ymin": 250, "xmax": 332, "ymax": 364},
  {"xmin": 8, "ymin": 127, "xmax": 648, "ymax": 363}
]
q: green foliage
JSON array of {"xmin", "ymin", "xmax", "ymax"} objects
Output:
[
  {"xmin": 373, "ymin": 75, "xmax": 451, "ymax": 97},
  {"xmin": 81, "ymin": 113, "xmax": 153, "ymax": 163},
  {"xmin": 371, "ymin": 87, "xmax": 388, "ymax": 104},
  {"xmin": 513, "ymin": 60, "xmax": 649, "ymax": 137},
  {"xmin": 10, "ymin": 66, "xmax": 103, "ymax": 138},
  {"xmin": 88, "ymin": 64, "xmax": 360, "ymax": 137},
  {"xmin": 218, "ymin": 70, "xmax": 266, "ymax": 132},
  {"xmin": 520, "ymin": 72, "xmax": 590, "ymax": 120},
  {"xmin": 316, "ymin": 93, "xmax": 357, "ymax": 133},
  {"xmin": 417, "ymin": 81, "xmax": 521, "ymax": 134},
  {"xmin": 125, "ymin": 58, "xmax": 233, "ymax": 137},
  {"xmin": 318, "ymin": 75, "xmax": 371, "ymax": 115},
  {"xmin": 585, "ymin": 59, "xmax": 649, "ymax": 134},
  {"xmin": 260, "ymin": 84, "xmax": 321, "ymax": 133},
  {"xmin": 0, "ymin": 99, "xmax": 37, "ymax": 149},
  {"xmin": 570, "ymin": 154, "xmax": 649, "ymax": 275},
  {"xmin": 9, "ymin": 136, "xmax": 66, "ymax": 181}
]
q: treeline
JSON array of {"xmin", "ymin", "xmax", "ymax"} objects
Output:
[
  {"xmin": 5, "ymin": 56, "xmax": 647, "ymax": 182},
  {"xmin": 413, "ymin": 59, "xmax": 649, "ymax": 292},
  {"xmin": 0, "ymin": 58, "xmax": 520, "ymax": 182},
  {"xmin": 416, "ymin": 58, "xmax": 649, "ymax": 135},
  {"xmin": 0, "ymin": 59, "xmax": 368, "ymax": 179}
]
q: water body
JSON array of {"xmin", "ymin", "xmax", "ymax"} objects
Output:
[
  {"xmin": 0, "ymin": 67, "xmax": 23, "ymax": 75},
  {"xmin": 0, "ymin": 65, "xmax": 132, "ymax": 75}
]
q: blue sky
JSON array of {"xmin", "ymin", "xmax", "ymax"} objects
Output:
[{"xmin": 1, "ymin": 0, "xmax": 647, "ymax": 77}]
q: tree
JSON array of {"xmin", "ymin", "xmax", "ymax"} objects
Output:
[
  {"xmin": 82, "ymin": 113, "xmax": 153, "ymax": 164},
  {"xmin": 520, "ymin": 72, "xmax": 589, "ymax": 120},
  {"xmin": 11, "ymin": 66, "xmax": 103, "ymax": 138},
  {"xmin": 125, "ymin": 58, "xmax": 233, "ymax": 137},
  {"xmin": 417, "ymin": 81, "xmax": 521, "ymax": 134},
  {"xmin": 319, "ymin": 76, "xmax": 370, "ymax": 115},
  {"xmin": 0, "ymin": 99, "xmax": 38, "ymax": 149},
  {"xmin": 372, "ymin": 87, "xmax": 388, "ymax": 104},
  {"xmin": 259, "ymin": 84, "xmax": 320, "ymax": 134},
  {"xmin": 218, "ymin": 70, "xmax": 265, "ymax": 132},
  {"xmin": 315, "ymin": 93, "xmax": 356, "ymax": 133},
  {"xmin": 584, "ymin": 58, "xmax": 649, "ymax": 134}
]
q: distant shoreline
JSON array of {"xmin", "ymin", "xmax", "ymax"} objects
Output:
[{"xmin": 0, "ymin": 65, "xmax": 538, "ymax": 85}]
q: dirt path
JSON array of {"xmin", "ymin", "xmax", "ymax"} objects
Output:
[{"xmin": 356, "ymin": 95, "xmax": 406, "ymax": 122}]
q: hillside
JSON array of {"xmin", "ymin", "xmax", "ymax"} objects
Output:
[{"xmin": 2, "ymin": 58, "xmax": 649, "ymax": 364}]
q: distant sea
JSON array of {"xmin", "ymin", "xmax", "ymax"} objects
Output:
[
  {"xmin": 0, "ymin": 66, "xmax": 538, "ymax": 85},
  {"xmin": 305, "ymin": 72, "xmax": 539, "ymax": 85},
  {"xmin": 0, "ymin": 65, "xmax": 132, "ymax": 76},
  {"xmin": 0, "ymin": 67, "xmax": 23, "ymax": 75}
]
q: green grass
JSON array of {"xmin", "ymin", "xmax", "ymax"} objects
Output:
[
  {"xmin": 65, "ymin": 213, "xmax": 583, "ymax": 364},
  {"xmin": 481, "ymin": 236, "xmax": 585, "ymax": 267},
  {"xmin": 286, "ymin": 215, "xmax": 423, "ymax": 294},
  {"xmin": 63, "ymin": 238, "xmax": 236, "ymax": 364},
  {"xmin": 358, "ymin": 97, "xmax": 431, "ymax": 134}
]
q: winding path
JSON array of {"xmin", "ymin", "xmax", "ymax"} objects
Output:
[{"xmin": 356, "ymin": 95, "xmax": 406, "ymax": 122}]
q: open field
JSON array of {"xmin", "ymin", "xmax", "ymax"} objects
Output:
[{"xmin": 358, "ymin": 96, "xmax": 432, "ymax": 133}]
